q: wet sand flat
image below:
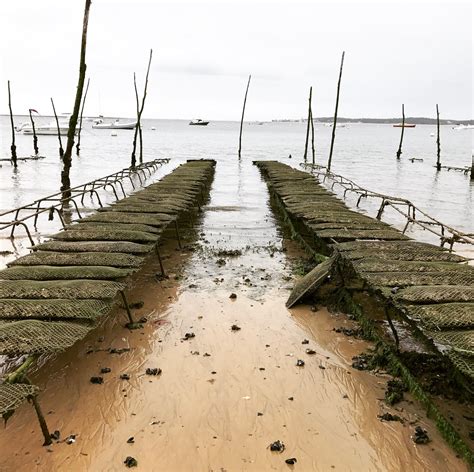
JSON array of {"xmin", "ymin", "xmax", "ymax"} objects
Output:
[{"xmin": 0, "ymin": 158, "xmax": 468, "ymax": 471}]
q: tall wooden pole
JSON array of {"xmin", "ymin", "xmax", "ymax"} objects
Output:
[
  {"xmin": 396, "ymin": 104, "xmax": 405, "ymax": 159},
  {"xmin": 436, "ymin": 104, "xmax": 441, "ymax": 171},
  {"xmin": 327, "ymin": 51, "xmax": 345, "ymax": 171},
  {"xmin": 310, "ymin": 105, "xmax": 315, "ymax": 164},
  {"xmin": 131, "ymin": 49, "xmax": 153, "ymax": 167},
  {"xmin": 76, "ymin": 77, "xmax": 90, "ymax": 155},
  {"xmin": 238, "ymin": 74, "xmax": 251, "ymax": 158},
  {"xmin": 29, "ymin": 109, "xmax": 39, "ymax": 156},
  {"xmin": 303, "ymin": 86, "xmax": 312, "ymax": 162},
  {"xmin": 62, "ymin": 0, "xmax": 92, "ymax": 199},
  {"xmin": 7, "ymin": 80, "xmax": 17, "ymax": 167},
  {"xmin": 50, "ymin": 98, "xmax": 64, "ymax": 158}
]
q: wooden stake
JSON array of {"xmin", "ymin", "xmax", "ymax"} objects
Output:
[
  {"xmin": 30, "ymin": 394, "xmax": 52, "ymax": 446},
  {"xmin": 303, "ymin": 86, "xmax": 312, "ymax": 162},
  {"xmin": 327, "ymin": 52, "xmax": 345, "ymax": 171},
  {"xmin": 131, "ymin": 49, "xmax": 153, "ymax": 168},
  {"xmin": 436, "ymin": 104, "xmax": 441, "ymax": 171},
  {"xmin": 7, "ymin": 80, "xmax": 17, "ymax": 167},
  {"xmin": 138, "ymin": 122, "xmax": 144, "ymax": 164},
  {"xmin": 396, "ymin": 103, "xmax": 405, "ymax": 159},
  {"xmin": 310, "ymin": 105, "xmax": 315, "ymax": 164},
  {"xmin": 62, "ymin": 0, "xmax": 92, "ymax": 200},
  {"xmin": 470, "ymin": 153, "xmax": 474, "ymax": 181},
  {"xmin": 76, "ymin": 77, "xmax": 90, "ymax": 155},
  {"xmin": 51, "ymin": 97, "xmax": 64, "ymax": 158},
  {"xmin": 238, "ymin": 74, "xmax": 251, "ymax": 158},
  {"xmin": 29, "ymin": 109, "xmax": 39, "ymax": 156}
]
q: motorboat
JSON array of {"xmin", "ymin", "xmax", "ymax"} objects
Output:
[
  {"xmin": 453, "ymin": 124, "xmax": 474, "ymax": 130},
  {"xmin": 92, "ymin": 118, "xmax": 136, "ymax": 130},
  {"xmin": 17, "ymin": 119, "xmax": 77, "ymax": 136},
  {"xmin": 393, "ymin": 123, "xmax": 416, "ymax": 128},
  {"xmin": 189, "ymin": 119, "xmax": 209, "ymax": 126}
]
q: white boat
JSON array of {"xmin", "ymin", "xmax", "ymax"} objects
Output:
[
  {"xmin": 17, "ymin": 119, "xmax": 77, "ymax": 136},
  {"xmin": 92, "ymin": 118, "xmax": 136, "ymax": 130},
  {"xmin": 453, "ymin": 124, "xmax": 474, "ymax": 130},
  {"xmin": 189, "ymin": 118, "xmax": 209, "ymax": 126}
]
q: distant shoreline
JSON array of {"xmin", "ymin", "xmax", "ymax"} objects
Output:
[
  {"xmin": 1, "ymin": 114, "xmax": 472, "ymax": 125},
  {"xmin": 275, "ymin": 117, "xmax": 474, "ymax": 125}
]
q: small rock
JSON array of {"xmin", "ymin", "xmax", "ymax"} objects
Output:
[
  {"xmin": 310, "ymin": 306, "xmax": 317, "ymax": 312},
  {"xmin": 269, "ymin": 440, "xmax": 285, "ymax": 452},
  {"xmin": 412, "ymin": 426, "xmax": 430, "ymax": 444},
  {"xmin": 145, "ymin": 368, "xmax": 162, "ymax": 376},
  {"xmin": 65, "ymin": 434, "xmax": 76, "ymax": 445},
  {"xmin": 90, "ymin": 376, "xmax": 103, "ymax": 384},
  {"xmin": 296, "ymin": 359, "xmax": 305, "ymax": 367},
  {"xmin": 127, "ymin": 437, "xmax": 135, "ymax": 444},
  {"xmin": 352, "ymin": 354, "xmax": 370, "ymax": 371},
  {"xmin": 301, "ymin": 339, "xmax": 309, "ymax": 345},
  {"xmin": 231, "ymin": 324, "xmax": 241, "ymax": 331},
  {"xmin": 124, "ymin": 456, "xmax": 138, "ymax": 467},
  {"xmin": 257, "ymin": 412, "xmax": 263, "ymax": 416},
  {"xmin": 229, "ymin": 293, "xmax": 237, "ymax": 299},
  {"xmin": 391, "ymin": 286, "xmax": 400, "ymax": 294},
  {"xmin": 129, "ymin": 301, "xmax": 144, "ymax": 309},
  {"xmin": 109, "ymin": 347, "xmax": 130, "ymax": 355},
  {"xmin": 191, "ymin": 351, "xmax": 200, "ymax": 355},
  {"xmin": 50, "ymin": 430, "xmax": 60, "ymax": 441},
  {"xmin": 182, "ymin": 332, "xmax": 195, "ymax": 340},
  {"xmin": 285, "ymin": 458, "xmax": 297, "ymax": 465},
  {"xmin": 288, "ymin": 396, "xmax": 294, "ymax": 401},
  {"xmin": 120, "ymin": 373, "xmax": 130, "ymax": 380},
  {"xmin": 305, "ymin": 349, "xmax": 316, "ymax": 355},
  {"xmin": 203, "ymin": 353, "xmax": 211, "ymax": 357},
  {"xmin": 378, "ymin": 412, "xmax": 403, "ymax": 423},
  {"xmin": 100, "ymin": 367, "xmax": 111, "ymax": 374}
]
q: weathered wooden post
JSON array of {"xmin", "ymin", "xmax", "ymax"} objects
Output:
[
  {"xmin": 50, "ymin": 98, "xmax": 64, "ymax": 158},
  {"xmin": 29, "ymin": 109, "xmax": 39, "ymax": 156},
  {"xmin": 303, "ymin": 86, "xmax": 312, "ymax": 162},
  {"xmin": 7, "ymin": 80, "xmax": 17, "ymax": 167},
  {"xmin": 131, "ymin": 49, "xmax": 153, "ymax": 167},
  {"xmin": 327, "ymin": 51, "xmax": 345, "ymax": 171},
  {"xmin": 62, "ymin": 0, "xmax": 92, "ymax": 200},
  {"xmin": 436, "ymin": 104, "xmax": 441, "ymax": 171},
  {"xmin": 310, "ymin": 106, "xmax": 315, "ymax": 164},
  {"xmin": 471, "ymin": 153, "xmax": 474, "ymax": 181},
  {"xmin": 396, "ymin": 104, "xmax": 405, "ymax": 159},
  {"xmin": 238, "ymin": 74, "xmax": 251, "ymax": 158},
  {"xmin": 76, "ymin": 77, "xmax": 90, "ymax": 155}
]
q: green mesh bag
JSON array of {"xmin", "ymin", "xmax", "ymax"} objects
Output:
[
  {"xmin": 10, "ymin": 251, "xmax": 143, "ymax": 268},
  {"xmin": 0, "ymin": 384, "xmax": 38, "ymax": 417},
  {"xmin": 33, "ymin": 240, "xmax": 153, "ymax": 254},
  {"xmin": 405, "ymin": 303, "xmax": 474, "ymax": 331},
  {"xmin": 0, "ymin": 265, "xmax": 132, "ymax": 281},
  {"xmin": 51, "ymin": 229, "xmax": 158, "ymax": 243},
  {"xmin": 0, "ymin": 299, "xmax": 111, "ymax": 322},
  {"xmin": 0, "ymin": 320, "xmax": 91, "ymax": 355},
  {"xmin": 0, "ymin": 279, "xmax": 124, "ymax": 299}
]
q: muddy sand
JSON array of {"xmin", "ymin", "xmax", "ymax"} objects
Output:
[{"xmin": 0, "ymin": 159, "xmax": 469, "ymax": 471}]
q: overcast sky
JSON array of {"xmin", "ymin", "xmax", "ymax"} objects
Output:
[{"xmin": 1, "ymin": 0, "xmax": 472, "ymax": 120}]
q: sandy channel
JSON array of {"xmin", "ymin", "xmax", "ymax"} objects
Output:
[{"xmin": 0, "ymin": 158, "xmax": 469, "ymax": 471}]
